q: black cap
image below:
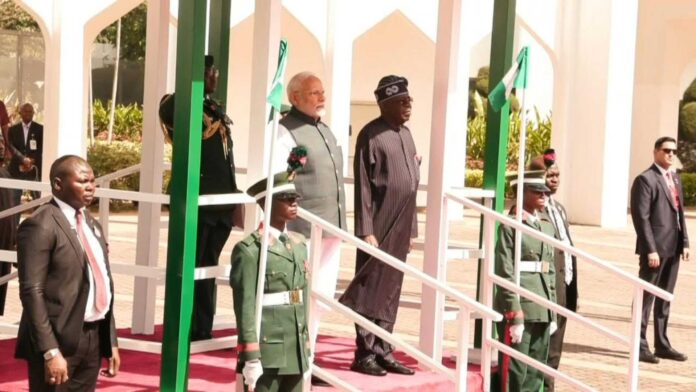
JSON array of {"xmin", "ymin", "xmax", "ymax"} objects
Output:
[
  {"xmin": 374, "ymin": 75, "xmax": 409, "ymax": 103},
  {"xmin": 205, "ymin": 55, "xmax": 214, "ymax": 68}
]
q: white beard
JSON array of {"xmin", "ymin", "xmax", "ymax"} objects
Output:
[{"xmin": 316, "ymin": 107, "xmax": 327, "ymax": 118}]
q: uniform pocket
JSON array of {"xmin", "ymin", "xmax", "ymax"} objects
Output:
[{"xmin": 260, "ymin": 324, "xmax": 286, "ymax": 368}]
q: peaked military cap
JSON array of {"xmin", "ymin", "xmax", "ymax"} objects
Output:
[
  {"xmin": 507, "ymin": 170, "xmax": 550, "ymax": 192},
  {"xmin": 247, "ymin": 171, "xmax": 301, "ymax": 201}
]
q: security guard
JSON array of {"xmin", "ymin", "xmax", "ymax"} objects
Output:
[
  {"xmin": 231, "ymin": 165, "xmax": 311, "ymax": 392},
  {"xmin": 159, "ymin": 55, "xmax": 241, "ymax": 341},
  {"xmin": 494, "ymin": 170, "xmax": 557, "ymax": 392}
]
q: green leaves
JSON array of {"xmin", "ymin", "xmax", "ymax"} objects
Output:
[
  {"xmin": 91, "ymin": 100, "xmax": 143, "ymax": 142},
  {"xmin": 466, "ymin": 106, "xmax": 552, "ymax": 170}
]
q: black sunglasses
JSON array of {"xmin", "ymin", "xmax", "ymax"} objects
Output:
[{"xmin": 661, "ymin": 148, "xmax": 677, "ymax": 154}]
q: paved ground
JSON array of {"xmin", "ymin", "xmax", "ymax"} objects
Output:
[{"xmin": 2, "ymin": 206, "xmax": 696, "ymax": 391}]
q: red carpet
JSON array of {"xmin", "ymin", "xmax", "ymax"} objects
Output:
[{"xmin": 0, "ymin": 327, "xmax": 482, "ymax": 391}]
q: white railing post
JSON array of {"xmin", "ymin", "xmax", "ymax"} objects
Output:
[
  {"xmin": 307, "ymin": 223, "xmax": 324, "ymax": 352},
  {"xmin": 628, "ymin": 287, "xmax": 643, "ymax": 391},
  {"xmin": 455, "ymin": 306, "xmax": 471, "ymax": 392},
  {"xmin": 99, "ymin": 181, "xmax": 110, "ymax": 239},
  {"xmin": 480, "ymin": 197, "xmax": 496, "ymax": 391}
]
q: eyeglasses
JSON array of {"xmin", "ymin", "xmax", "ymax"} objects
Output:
[
  {"xmin": 398, "ymin": 96, "xmax": 414, "ymax": 106},
  {"xmin": 304, "ymin": 90, "xmax": 325, "ymax": 98},
  {"xmin": 274, "ymin": 193, "xmax": 301, "ymax": 201},
  {"xmin": 661, "ymin": 148, "xmax": 677, "ymax": 155}
]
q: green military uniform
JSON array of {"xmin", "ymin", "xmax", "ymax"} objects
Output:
[
  {"xmin": 230, "ymin": 230, "xmax": 311, "ymax": 392},
  {"xmin": 494, "ymin": 178, "xmax": 557, "ymax": 391}
]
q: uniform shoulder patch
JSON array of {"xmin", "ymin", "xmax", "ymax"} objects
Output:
[{"xmin": 287, "ymin": 231, "xmax": 306, "ymax": 244}]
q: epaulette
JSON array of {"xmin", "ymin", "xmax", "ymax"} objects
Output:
[{"xmin": 287, "ymin": 231, "xmax": 306, "ymax": 244}]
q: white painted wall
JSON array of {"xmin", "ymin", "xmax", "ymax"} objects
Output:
[{"xmin": 631, "ymin": 0, "xmax": 696, "ymax": 185}]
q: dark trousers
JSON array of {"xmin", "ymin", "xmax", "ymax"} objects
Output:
[
  {"xmin": 0, "ymin": 261, "xmax": 11, "ymax": 315},
  {"xmin": 543, "ymin": 313, "xmax": 568, "ymax": 392},
  {"xmin": 255, "ymin": 373, "xmax": 303, "ymax": 392},
  {"xmin": 191, "ymin": 217, "xmax": 232, "ymax": 340},
  {"xmin": 27, "ymin": 323, "xmax": 101, "ymax": 392},
  {"xmin": 354, "ymin": 315, "xmax": 395, "ymax": 361},
  {"xmin": 639, "ymin": 252, "xmax": 680, "ymax": 352},
  {"xmin": 496, "ymin": 321, "xmax": 550, "ymax": 392}
]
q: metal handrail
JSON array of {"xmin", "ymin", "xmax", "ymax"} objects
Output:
[
  {"xmin": 300, "ymin": 207, "xmax": 501, "ymax": 391},
  {"xmin": 446, "ymin": 189, "xmax": 672, "ymax": 300},
  {"xmin": 445, "ymin": 189, "xmax": 663, "ymax": 390},
  {"xmin": 298, "ymin": 208, "xmax": 502, "ymax": 321}
]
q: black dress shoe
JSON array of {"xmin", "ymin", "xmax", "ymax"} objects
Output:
[
  {"xmin": 311, "ymin": 375, "xmax": 331, "ymax": 387},
  {"xmin": 655, "ymin": 348, "xmax": 688, "ymax": 362},
  {"xmin": 376, "ymin": 357, "xmax": 415, "ymax": 375},
  {"xmin": 350, "ymin": 357, "xmax": 387, "ymax": 376},
  {"xmin": 639, "ymin": 351, "xmax": 660, "ymax": 364}
]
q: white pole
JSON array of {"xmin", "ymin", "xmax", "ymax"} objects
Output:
[
  {"xmin": 254, "ymin": 111, "xmax": 280, "ymax": 337},
  {"xmin": 513, "ymin": 87, "xmax": 528, "ymax": 286}
]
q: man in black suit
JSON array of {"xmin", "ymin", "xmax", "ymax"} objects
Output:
[
  {"xmin": 530, "ymin": 150, "xmax": 578, "ymax": 392},
  {"xmin": 159, "ymin": 55, "xmax": 241, "ymax": 341},
  {"xmin": 8, "ymin": 103, "xmax": 43, "ymax": 202},
  {"xmin": 631, "ymin": 136, "xmax": 689, "ymax": 364},
  {"xmin": 15, "ymin": 155, "xmax": 120, "ymax": 391}
]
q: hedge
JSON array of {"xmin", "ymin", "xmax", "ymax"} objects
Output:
[
  {"xmin": 87, "ymin": 141, "xmax": 172, "ymax": 210},
  {"xmin": 681, "ymin": 172, "xmax": 696, "ymax": 206}
]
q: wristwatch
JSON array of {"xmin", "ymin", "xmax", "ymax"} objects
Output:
[{"xmin": 44, "ymin": 348, "xmax": 60, "ymax": 361}]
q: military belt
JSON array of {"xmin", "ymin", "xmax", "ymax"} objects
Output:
[
  {"xmin": 519, "ymin": 261, "xmax": 550, "ymax": 273},
  {"xmin": 262, "ymin": 289, "xmax": 303, "ymax": 306}
]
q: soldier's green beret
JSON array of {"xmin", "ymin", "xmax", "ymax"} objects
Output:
[
  {"xmin": 247, "ymin": 171, "xmax": 300, "ymax": 201},
  {"xmin": 507, "ymin": 170, "xmax": 550, "ymax": 192}
]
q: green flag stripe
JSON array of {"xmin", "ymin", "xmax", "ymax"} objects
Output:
[
  {"xmin": 488, "ymin": 46, "xmax": 529, "ymax": 112},
  {"xmin": 267, "ymin": 39, "xmax": 289, "ymax": 112}
]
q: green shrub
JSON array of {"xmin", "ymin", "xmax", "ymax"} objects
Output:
[
  {"xmin": 466, "ymin": 106, "xmax": 551, "ymax": 169},
  {"xmin": 680, "ymin": 102, "xmax": 696, "ymax": 142},
  {"xmin": 87, "ymin": 141, "xmax": 142, "ymax": 209},
  {"xmin": 684, "ymin": 79, "xmax": 696, "ymax": 103},
  {"xmin": 681, "ymin": 172, "xmax": 696, "ymax": 206},
  {"xmin": 465, "ymin": 169, "xmax": 483, "ymax": 188},
  {"xmin": 91, "ymin": 100, "xmax": 144, "ymax": 141}
]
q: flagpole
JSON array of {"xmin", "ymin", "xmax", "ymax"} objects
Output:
[
  {"xmin": 254, "ymin": 114, "xmax": 280, "ymax": 337},
  {"xmin": 513, "ymin": 86, "xmax": 527, "ymax": 287},
  {"xmin": 512, "ymin": 47, "xmax": 529, "ymax": 288},
  {"xmin": 253, "ymin": 39, "xmax": 289, "ymax": 340}
]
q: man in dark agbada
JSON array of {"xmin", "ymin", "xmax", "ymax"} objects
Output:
[{"xmin": 159, "ymin": 55, "xmax": 242, "ymax": 341}]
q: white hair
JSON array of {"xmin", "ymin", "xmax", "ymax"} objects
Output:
[{"xmin": 286, "ymin": 71, "xmax": 319, "ymax": 103}]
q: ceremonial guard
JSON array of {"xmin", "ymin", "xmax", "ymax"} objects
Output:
[
  {"xmin": 494, "ymin": 171, "xmax": 557, "ymax": 392},
  {"xmin": 159, "ymin": 55, "xmax": 242, "ymax": 341},
  {"xmin": 231, "ymin": 149, "xmax": 311, "ymax": 392}
]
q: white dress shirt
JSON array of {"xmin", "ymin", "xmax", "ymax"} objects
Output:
[{"xmin": 54, "ymin": 197, "xmax": 112, "ymax": 321}]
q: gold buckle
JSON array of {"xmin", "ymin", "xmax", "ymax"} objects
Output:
[
  {"xmin": 541, "ymin": 261, "xmax": 550, "ymax": 273},
  {"xmin": 289, "ymin": 290, "xmax": 301, "ymax": 304}
]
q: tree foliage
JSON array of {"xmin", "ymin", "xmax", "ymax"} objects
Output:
[
  {"xmin": 0, "ymin": 0, "xmax": 40, "ymax": 32},
  {"xmin": 95, "ymin": 2, "xmax": 147, "ymax": 61}
]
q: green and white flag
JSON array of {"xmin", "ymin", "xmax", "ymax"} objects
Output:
[
  {"xmin": 489, "ymin": 46, "xmax": 529, "ymax": 112},
  {"xmin": 266, "ymin": 39, "xmax": 289, "ymax": 113}
]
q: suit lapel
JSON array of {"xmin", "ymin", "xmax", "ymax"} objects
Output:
[
  {"xmin": 652, "ymin": 165, "xmax": 677, "ymax": 212},
  {"xmin": 49, "ymin": 201, "xmax": 87, "ymax": 270}
]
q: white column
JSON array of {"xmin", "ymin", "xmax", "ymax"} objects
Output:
[
  {"xmin": 323, "ymin": 0, "xmax": 353, "ymax": 175},
  {"xmin": 131, "ymin": 0, "xmax": 170, "ymax": 334},
  {"xmin": 243, "ymin": 0, "xmax": 282, "ymax": 231},
  {"xmin": 419, "ymin": 0, "xmax": 469, "ymax": 360},
  {"xmin": 553, "ymin": 0, "xmax": 639, "ymax": 227}
]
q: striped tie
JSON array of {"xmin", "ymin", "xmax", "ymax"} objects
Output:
[{"xmin": 76, "ymin": 211, "xmax": 109, "ymax": 314}]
